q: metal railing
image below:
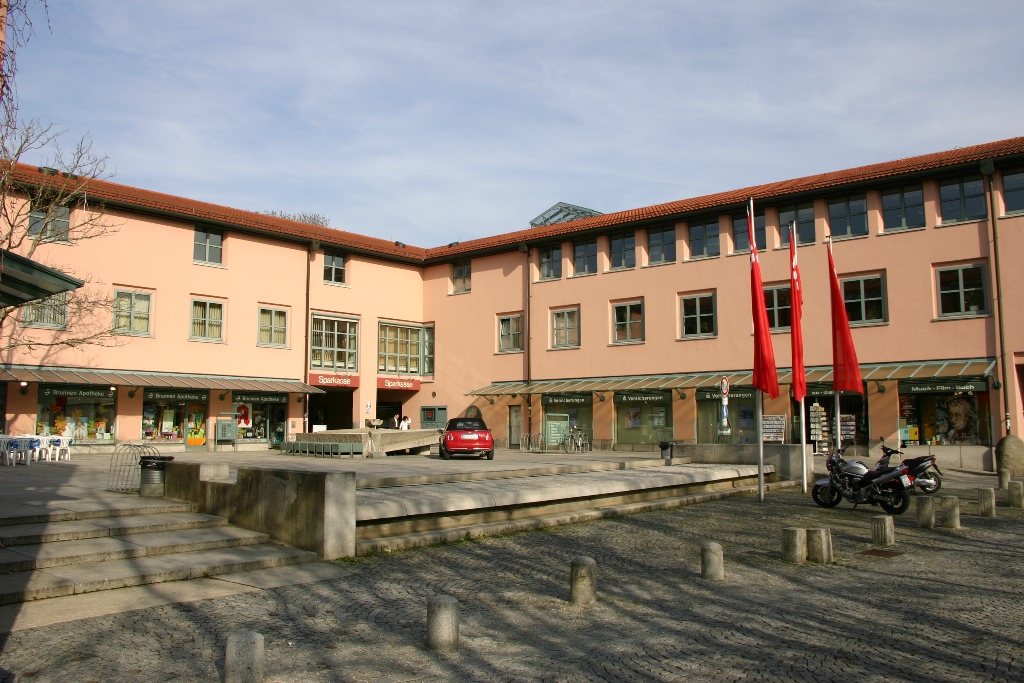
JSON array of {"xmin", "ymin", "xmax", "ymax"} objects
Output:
[
  {"xmin": 520, "ymin": 433, "xmax": 544, "ymax": 452},
  {"xmin": 106, "ymin": 443, "xmax": 162, "ymax": 493}
]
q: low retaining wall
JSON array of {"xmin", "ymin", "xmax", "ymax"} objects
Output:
[
  {"xmin": 164, "ymin": 462, "xmax": 356, "ymax": 560},
  {"xmin": 671, "ymin": 443, "xmax": 810, "ymax": 481}
]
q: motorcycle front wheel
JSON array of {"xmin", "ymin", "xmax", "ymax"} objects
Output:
[
  {"xmin": 812, "ymin": 484, "xmax": 842, "ymax": 508},
  {"xmin": 917, "ymin": 470, "xmax": 942, "ymax": 494},
  {"xmin": 879, "ymin": 486, "xmax": 911, "ymax": 515}
]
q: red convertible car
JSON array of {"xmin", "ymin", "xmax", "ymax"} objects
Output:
[{"xmin": 439, "ymin": 417, "xmax": 494, "ymax": 460}]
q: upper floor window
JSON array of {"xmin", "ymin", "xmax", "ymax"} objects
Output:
[
  {"xmin": 324, "ymin": 250, "xmax": 346, "ymax": 284},
  {"xmin": 612, "ymin": 301, "xmax": 643, "ymax": 343},
  {"xmin": 688, "ymin": 218, "xmax": 720, "ymax": 258},
  {"xmin": 680, "ymin": 293, "xmax": 716, "ymax": 337},
  {"xmin": 1003, "ymin": 169, "xmax": 1024, "ymax": 214},
  {"xmin": 732, "ymin": 212, "xmax": 766, "ymax": 252},
  {"xmin": 23, "ymin": 292, "xmax": 68, "ymax": 329},
  {"xmin": 573, "ymin": 239, "xmax": 597, "ymax": 275},
  {"xmin": 113, "ymin": 291, "xmax": 151, "ymax": 335},
  {"xmin": 539, "ymin": 245, "xmax": 562, "ymax": 280},
  {"xmin": 499, "ymin": 314, "xmax": 523, "ymax": 352},
  {"xmin": 258, "ymin": 307, "xmax": 287, "ymax": 346},
  {"xmin": 842, "ymin": 276, "xmax": 885, "ymax": 324},
  {"xmin": 453, "ymin": 260, "xmax": 471, "ymax": 293},
  {"xmin": 939, "ymin": 176, "xmax": 986, "ymax": 223},
  {"xmin": 828, "ymin": 195, "xmax": 868, "ymax": 238},
  {"xmin": 378, "ymin": 323, "xmax": 433, "ymax": 374},
  {"xmin": 882, "ymin": 185, "xmax": 925, "ymax": 231},
  {"xmin": 194, "ymin": 227, "xmax": 223, "ymax": 264},
  {"xmin": 311, "ymin": 316, "xmax": 357, "ymax": 370},
  {"xmin": 764, "ymin": 286, "xmax": 791, "ymax": 330},
  {"xmin": 936, "ymin": 264, "xmax": 986, "ymax": 317},
  {"xmin": 779, "ymin": 203, "xmax": 815, "ymax": 246},
  {"xmin": 609, "ymin": 232, "xmax": 636, "ymax": 270},
  {"xmin": 28, "ymin": 205, "xmax": 70, "ymax": 242},
  {"xmin": 552, "ymin": 308, "xmax": 580, "ymax": 348},
  {"xmin": 647, "ymin": 226, "xmax": 676, "ymax": 264},
  {"xmin": 190, "ymin": 300, "xmax": 223, "ymax": 340}
]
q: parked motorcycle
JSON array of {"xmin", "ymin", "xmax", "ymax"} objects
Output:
[
  {"xmin": 812, "ymin": 446, "xmax": 912, "ymax": 514},
  {"xmin": 876, "ymin": 444, "xmax": 943, "ymax": 494}
]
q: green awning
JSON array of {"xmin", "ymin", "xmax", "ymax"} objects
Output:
[{"xmin": 0, "ymin": 249, "xmax": 85, "ymax": 307}]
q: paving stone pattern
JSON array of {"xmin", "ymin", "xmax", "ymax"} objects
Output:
[{"xmin": 1, "ymin": 485, "xmax": 1022, "ymax": 682}]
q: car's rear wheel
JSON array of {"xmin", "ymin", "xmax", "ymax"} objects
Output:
[
  {"xmin": 485, "ymin": 449, "xmax": 494, "ymax": 460},
  {"xmin": 440, "ymin": 446, "xmax": 450, "ymax": 460}
]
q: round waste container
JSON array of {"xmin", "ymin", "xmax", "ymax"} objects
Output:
[
  {"xmin": 658, "ymin": 441, "xmax": 673, "ymax": 459},
  {"xmin": 139, "ymin": 455, "xmax": 174, "ymax": 496}
]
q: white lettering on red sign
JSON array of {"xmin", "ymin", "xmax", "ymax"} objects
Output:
[
  {"xmin": 318, "ymin": 375, "xmax": 353, "ymax": 385},
  {"xmin": 384, "ymin": 379, "xmax": 413, "ymax": 389}
]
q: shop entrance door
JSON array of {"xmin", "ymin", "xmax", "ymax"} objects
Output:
[
  {"xmin": 545, "ymin": 414, "xmax": 569, "ymax": 451},
  {"xmin": 508, "ymin": 405, "xmax": 522, "ymax": 447}
]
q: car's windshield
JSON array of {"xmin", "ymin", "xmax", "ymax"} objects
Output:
[{"xmin": 448, "ymin": 418, "xmax": 487, "ymax": 431}]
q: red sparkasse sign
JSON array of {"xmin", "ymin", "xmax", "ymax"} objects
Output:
[
  {"xmin": 308, "ymin": 373, "xmax": 360, "ymax": 388},
  {"xmin": 377, "ymin": 377, "xmax": 421, "ymax": 391}
]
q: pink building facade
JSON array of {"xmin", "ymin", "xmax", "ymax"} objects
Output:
[{"xmin": 4, "ymin": 137, "xmax": 1023, "ymax": 468}]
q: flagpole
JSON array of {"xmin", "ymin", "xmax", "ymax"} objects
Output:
[
  {"xmin": 834, "ymin": 391, "xmax": 841, "ymax": 454},
  {"xmin": 800, "ymin": 396, "xmax": 807, "ymax": 494},
  {"xmin": 756, "ymin": 388, "xmax": 765, "ymax": 502}
]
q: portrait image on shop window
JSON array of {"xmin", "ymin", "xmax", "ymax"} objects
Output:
[{"xmin": 935, "ymin": 394, "xmax": 980, "ymax": 445}]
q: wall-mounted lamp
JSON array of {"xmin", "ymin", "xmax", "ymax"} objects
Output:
[
  {"xmin": 296, "ymin": 395, "xmax": 305, "ymax": 403},
  {"xmin": 487, "ymin": 398, "xmax": 495, "ymax": 404},
  {"xmin": 18, "ymin": 381, "xmax": 28, "ymax": 395},
  {"xmin": 218, "ymin": 393, "xmax": 227, "ymax": 401},
  {"xmin": 596, "ymin": 393, "xmax": 606, "ymax": 402},
  {"xmin": 993, "ymin": 378, "xmax": 1003, "ymax": 390},
  {"xmin": 875, "ymin": 382, "xmax": 887, "ymax": 393},
  {"xmin": 676, "ymin": 389, "xmax": 687, "ymax": 400},
  {"xmin": 109, "ymin": 386, "xmax": 117, "ymax": 392},
  {"xmin": 127, "ymin": 388, "xmax": 137, "ymax": 398},
  {"xmin": 510, "ymin": 393, "xmax": 517, "ymax": 399}
]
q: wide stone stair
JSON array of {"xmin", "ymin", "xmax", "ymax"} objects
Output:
[{"xmin": 0, "ymin": 500, "xmax": 317, "ymax": 605}]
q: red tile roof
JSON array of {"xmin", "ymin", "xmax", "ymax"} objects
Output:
[{"xmin": 15, "ymin": 135, "xmax": 1024, "ymax": 263}]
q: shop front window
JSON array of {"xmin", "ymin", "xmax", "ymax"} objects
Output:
[
  {"xmin": 232, "ymin": 393, "xmax": 288, "ymax": 444},
  {"xmin": 542, "ymin": 395, "xmax": 593, "ymax": 447},
  {"xmin": 36, "ymin": 385, "xmax": 116, "ymax": 441},
  {"xmin": 898, "ymin": 381, "xmax": 991, "ymax": 446},
  {"xmin": 697, "ymin": 388, "xmax": 756, "ymax": 444},
  {"xmin": 802, "ymin": 390, "xmax": 867, "ymax": 450},
  {"xmin": 142, "ymin": 390, "xmax": 209, "ymax": 444},
  {"xmin": 614, "ymin": 392, "xmax": 673, "ymax": 445}
]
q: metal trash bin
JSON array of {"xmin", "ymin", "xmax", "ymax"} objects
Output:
[
  {"xmin": 658, "ymin": 441, "xmax": 673, "ymax": 460},
  {"xmin": 139, "ymin": 455, "xmax": 174, "ymax": 497}
]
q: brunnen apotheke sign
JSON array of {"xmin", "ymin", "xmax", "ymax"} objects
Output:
[
  {"xmin": 143, "ymin": 390, "xmax": 208, "ymax": 402},
  {"xmin": 40, "ymin": 385, "xmax": 115, "ymax": 399}
]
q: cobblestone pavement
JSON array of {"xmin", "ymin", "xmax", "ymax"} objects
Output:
[{"xmin": 1, "ymin": 484, "xmax": 1022, "ymax": 682}]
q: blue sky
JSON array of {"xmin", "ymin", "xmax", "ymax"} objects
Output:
[{"xmin": 16, "ymin": 1, "xmax": 1024, "ymax": 247}]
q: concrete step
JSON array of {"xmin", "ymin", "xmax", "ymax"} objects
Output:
[
  {"xmin": 0, "ymin": 500, "xmax": 197, "ymax": 527},
  {"xmin": 0, "ymin": 512, "xmax": 228, "ymax": 546},
  {"xmin": 0, "ymin": 542, "xmax": 319, "ymax": 605},
  {"xmin": 356, "ymin": 479, "xmax": 798, "ymax": 555},
  {"xmin": 0, "ymin": 526, "xmax": 271, "ymax": 572}
]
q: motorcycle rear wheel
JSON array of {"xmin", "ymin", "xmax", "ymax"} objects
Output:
[
  {"xmin": 879, "ymin": 487, "xmax": 911, "ymax": 515},
  {"xmin": 917, "ymin": 470, "xmax": 942, "ymax": 494},
  {"xmin": 811, "ymin": 484, "xmax": 842, "ymax": 508}
]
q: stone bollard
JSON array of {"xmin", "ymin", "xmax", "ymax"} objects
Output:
[
  {"xmin": 806, "ymin": 528, "xmax": 833, "ymax": 564},
  {"xmin": 701, "ymin": 542, "xmax": 725, "ymax": 580},
  {"xmin": 999, "ymin": 468, "xmax": 1011, "ymax": 490},
  {"xmin": 225, "ymin": 630, "xmax": 265, "ymax": 683},
  {"xmin": 916, "ymin": 496, "xmax": 935, "ymax": 529},
  {"xmin": 941, "ymin": 496, "xmax": 961, "ymax": 529},
  {"xmin": 782, "ymin": 527, "xmax": 807, "ymax": 564},
  {"xmin": 1010, "ymin": 481, "xmax": 1024, "ymax": 509},
  {"xmin": 872, "ymin": 516, "xmax": 895, "ymax": 547},
  {"xmin": 426, "ymin": 595, "xmax": 460, "ymax": 651},
  {"xmin": 570, "ymin": 556, "xmax": 598, "ymax": 605},
  {"xmin": 978, "ymin": 488, "xmax": 996, "ymax": 518}
]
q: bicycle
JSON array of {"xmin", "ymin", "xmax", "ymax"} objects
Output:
[{"xmin": 561, "ymin": 428, "xmax": 590, "ymax": 453}]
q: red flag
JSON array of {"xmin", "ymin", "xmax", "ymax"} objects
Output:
[
  {"xmin": 749, "ymin": 198, "xmax": 779, "ymax": 399},
  {"xmin": 827, "ymin": 239, "xmax": 863, "ymax": 393},
  {"xmin": 789, "ymin": 223, "xmax": 806, "ymax": 402}
]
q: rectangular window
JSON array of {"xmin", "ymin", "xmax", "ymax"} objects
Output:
[
  {"xmin": 647, "ymin": 226, "xmax": 676, "ymax": 264},
  {"xmin": 828, "ymin": 196, "xmax": 868, "ymax": 238},
  {"xmin": 732, "ymin": 212, "xmax": 766, "ymax": 252},
  {"xmin": 453, "ymin": 260, "xmax": 471, "ymax": 293},
  {"xmin": 779, "ymin": 203, "xmax": 815, "ymax": 245},
  {"xmin": 764, "ymin": 286, "xmax": 791, "ymax": 330},
  {"xmin": 882, "ymin": 185, "xmax": 925, "ymax": 231},
  {"xmin": 681, "ymin": 293, "xmax": 716, "ymax": 337},
  {"xmin": 612, "ymin": 302, "xmax": 643, "ymax": 343},
  {"xmin": 539, "ymin": 245, "xmax": 562, "ymax": 279},
  {"xmin": 842, "ymin": 276, "xmax": 885, "ymax": 324},
  {"xmin": 1003, "ymin": 169, "xmax": 1024, "ymax": 214},
  {"xmin": 324, "ymin": 250, "xmax": 346, "ymax": 284},
  {"xmin": 609, "ymin": 232, "xmax": 636, "ymax": 269},
  {"xmin": 937, "ymin": 265, "xmax": 986, "ymax": 316},
  {"xmin": 378, "ymin": 323, "xmax": 432, "ymax": 374},
  {"xmin": 23, "ymin": 292, "xmax": 68, "ymax": 328},
  {"xmin": 311, "ymin": 316, "xmax": 358, "ymax": 370},
  {"xmin": 258, "ymin": 308, "xmax": 288, "ymax": 346},
  {"xmin": 499, "ymin": 315, "xmax": 523, "ymax": 352},
  {"xmin": 573, "ymin": 239, "xmax": 597, "ymax": 275},
  {"xmin": 193, "ymin": 227, "xmax": 223, "ymax": 264},
  {"xmin": 190, "ymin": 300, "xmax": 223, "ymax": 340},
  {"xmin": 28, "ymin": 205, "xmax": 70, "ymax": 242},
  {"xmin": 113, "ymin": 291, "xmax": 151, "ymax": 335},
  {"xmin": 552, "ymin": 309, "xmax": 580, "ymax": 348},
  {"xmin": 939, "ymin": 176, "xmax": 986, "ymax": 223},
  {"xmin": 688, "ymin": 218, "xmax": 720, "ymax": 258}
]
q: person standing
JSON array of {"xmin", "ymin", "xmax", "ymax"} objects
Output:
[
  {"xmin": 399, "ymin": 416, "xmax": 410, "ymax": 430},
  {"xmin": 388, "ymin": 413, "xmax": 400, "ymax": 429}
]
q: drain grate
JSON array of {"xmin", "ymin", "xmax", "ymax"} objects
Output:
[{"xmin": 857, "ymin": 549, "xmax": 903, "ymax": 558}]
